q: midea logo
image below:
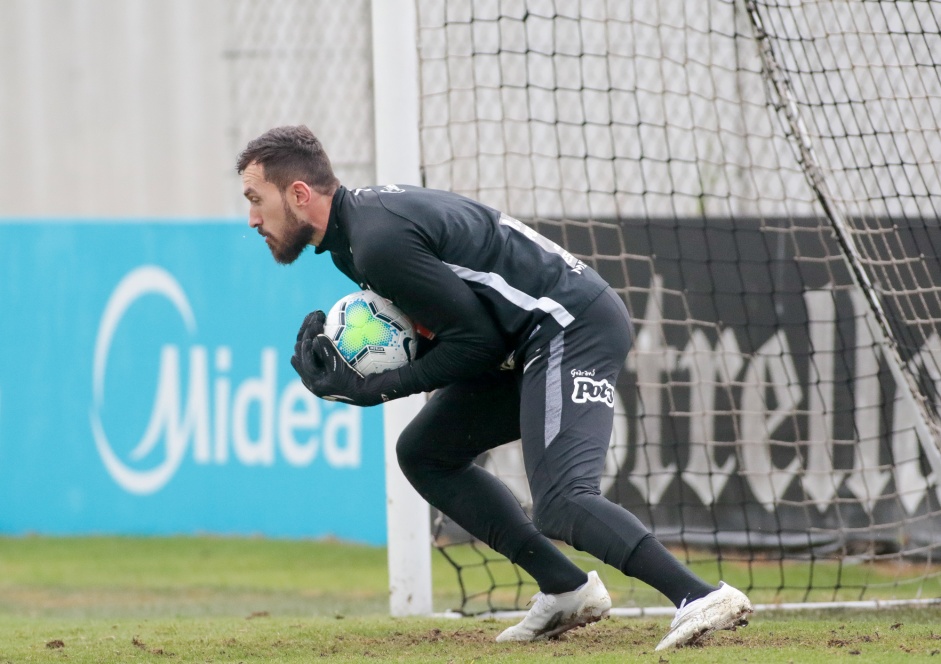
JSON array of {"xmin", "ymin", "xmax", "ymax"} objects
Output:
[{"xmin": 90, "ymin": 266, "xmax": 360, "ymax": 495}]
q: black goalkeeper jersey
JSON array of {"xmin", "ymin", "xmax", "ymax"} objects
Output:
[{"xmin": 314, "ymin": 184, "xmax": 610, "ymax": 397}]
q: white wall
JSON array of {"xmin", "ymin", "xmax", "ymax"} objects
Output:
[
  {"xmin": 4, "ymin": 0, "xmax": 937, "ymax": 222},
  {"xmin": 0, "ymin": 0, "xmax": 376, "ymax": 218}
]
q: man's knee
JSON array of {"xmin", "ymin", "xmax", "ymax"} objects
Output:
[
  {"xmin": 531, "ymin": 484, "xmax": 599, "ymax": 543},
  {"xmin": 395, "ymin": 424, "xmax": 433, "ymax": 482},
  {"xmin": 395, "ymin": 422, "xmax": 470, "ymax": 484}
]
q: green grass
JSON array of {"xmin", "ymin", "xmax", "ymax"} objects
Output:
[{"xmin": 1, "ymin": 536, "xmax": 941, "ymax": 662}]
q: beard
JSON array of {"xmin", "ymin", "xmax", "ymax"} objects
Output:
[{"xmin": 270, "ymin": 195, "xmax": 315, "ymax": 265}]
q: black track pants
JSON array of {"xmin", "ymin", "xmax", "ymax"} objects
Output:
[{"xmin": 396, "ymin": 288, "xmax": 650, "ymax": 578}]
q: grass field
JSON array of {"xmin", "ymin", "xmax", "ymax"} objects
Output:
[{"xmin": 2, "ymin": 537, "xmax": 941, "ymax": 662}]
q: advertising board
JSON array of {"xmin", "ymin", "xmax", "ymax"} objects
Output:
[{"xmin": 0, "ymin": 221, "xmax": 386, "ymax": 543}]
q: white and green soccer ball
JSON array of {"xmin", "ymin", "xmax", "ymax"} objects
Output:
[{"xmin": 323, "ymin": 290, "xmax": 417, "ymax": 375}]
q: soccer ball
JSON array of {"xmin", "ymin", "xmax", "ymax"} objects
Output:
[{"xmin": 323, "ymin": 290, "xmax": 417, "ymax": 375}]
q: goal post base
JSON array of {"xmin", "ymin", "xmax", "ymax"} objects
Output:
[{"xmin": 384, "ymin": 394, "xmax": 432, "ymax": 617}]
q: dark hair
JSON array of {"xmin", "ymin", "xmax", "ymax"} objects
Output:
[{"xmin": 236, "ymin": 125, "xmax": 339, "ymax": 195}]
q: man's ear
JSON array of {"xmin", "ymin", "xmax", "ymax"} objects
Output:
[{"xmin": 290, "ymin": 180, "xmax": 313, "ymax": 208}]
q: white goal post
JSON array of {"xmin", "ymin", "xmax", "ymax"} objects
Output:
[{"xmin": 372, "ymin": 0, "xmax": 434, "ymax": 617}]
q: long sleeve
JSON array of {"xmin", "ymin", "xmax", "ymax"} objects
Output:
[{"xmin": 354, "ymin": 217, "xmax": 508, "ymax": 396}]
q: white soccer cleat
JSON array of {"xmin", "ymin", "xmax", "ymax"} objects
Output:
[
  {"xmin": 655, "ymin": 581, "xmax": 753, "ymax": 651},
  {"xmin": 495, "ymin": 571, "xmax": 611, "ymax": 642}
]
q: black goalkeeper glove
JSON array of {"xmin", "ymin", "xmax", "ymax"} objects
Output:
[
  {"xmin": 291, "ymin": 309, "xmax": 335, "ymax": 397},
  {"xmin": 293, "ymin": 310, "xmax": 326, "ymax": 361},
  {"xmin": 290, "ymin": 309, "xmax": 325, "ymax": 394},
  {"xmin": 290, "ymin": 309, "xmax": 407, "ymax": 406},
  {"xmin": 292, "ymin": 333, "xmax": 405, "ymax": 406},
  {"xmin": 301, "ymin": 334, "xmax": 405, "ymax": 406}
]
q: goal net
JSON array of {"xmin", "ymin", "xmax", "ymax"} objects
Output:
[{"xmin": 415, "ymin": 0, "xmax": 941, "ymax": 614}]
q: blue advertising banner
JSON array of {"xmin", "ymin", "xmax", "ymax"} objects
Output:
[{"xmin": 0, "ymin": 221, "xmax": 387, "ymax": 544}]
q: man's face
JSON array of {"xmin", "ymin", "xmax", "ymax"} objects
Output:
[{"xmin": 241, "ymin": 162, "xmax": 314, "ymax": 265}]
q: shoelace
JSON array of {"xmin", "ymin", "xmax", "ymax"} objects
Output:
[
  {"xmin": 525, "ymin": 592, "xmax": 543, "ymax": 608},
  {"xmin": 670, "ymin": 596, "xmax": 691, "ymax": 628},
  {"xmin": 524, "ymin": 592, "xmax": 556, "ymax": 620}
]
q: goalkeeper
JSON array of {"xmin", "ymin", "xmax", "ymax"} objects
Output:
[{"xmin": 237, "ymin": 125, "xmax": 752, "ymax": 650}]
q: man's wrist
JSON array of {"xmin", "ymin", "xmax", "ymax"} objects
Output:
[{"xmin": 362, "ymin": 366, "xmax": 409, "ymax": 404}]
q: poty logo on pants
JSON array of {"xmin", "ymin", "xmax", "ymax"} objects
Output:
[{"xmin": 572, "ymin": 376, "xmax": 615, "ymax": 407}]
